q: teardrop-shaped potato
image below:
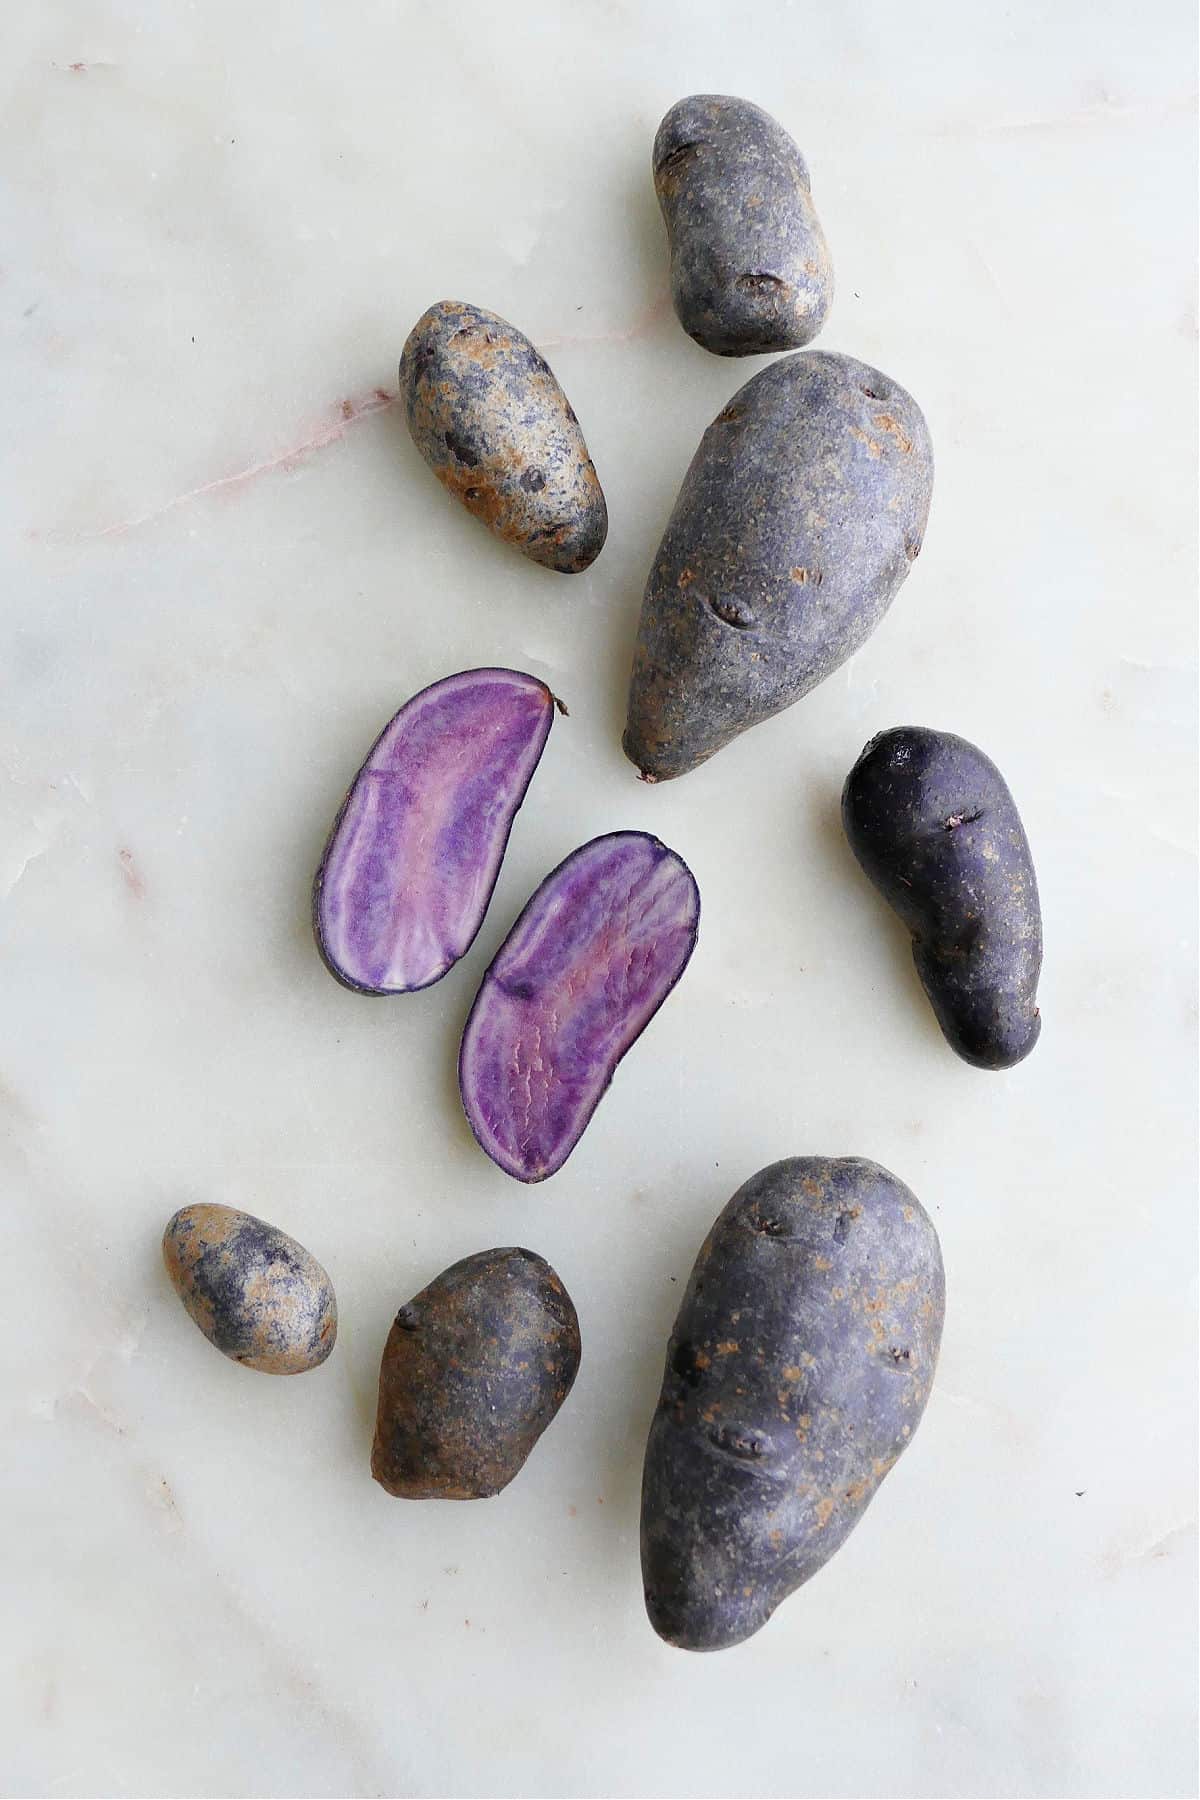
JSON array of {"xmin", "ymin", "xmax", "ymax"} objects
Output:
[
  {"xmin": 400, "ymin": 301, "xmax": 608, "ymax": 572},
  {"xmin": 313, "ymin": 668, "xmax": 559, "ymax": 995},
  {"xmin": 654, "ymin": 94, "xmax": 833, "ymax": 355},
  {"xmin": 624, "ymin": 351, "xmax": 933, "ymax": 781},
  {"xmin": 162, "ymin": 1204, "xmax": 337, "ymax": 1375}
]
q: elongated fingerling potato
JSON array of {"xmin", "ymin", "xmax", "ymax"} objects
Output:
[{"xmin": 842, "ymin": 726, "xmax": 1042, "ymax": 1068}]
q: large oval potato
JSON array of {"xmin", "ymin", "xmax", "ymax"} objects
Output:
[
  {"xmin": 624, "ymin": 352, "xmax": 933, "ymax": 781},
  {"xmin": 641, "ymin": 1158, "xmax": 944, "ymax": 1651},
  {"xmin": 842, "ymin": 726, "xmax": 1043, "ymax": 1068},
  {"xmin": 654, "ymin": 94, "xmax": 833, "ymax": 356},
  {"xmin": 400, "ymin": 301, "xmax": 608, "ymax": 573}
]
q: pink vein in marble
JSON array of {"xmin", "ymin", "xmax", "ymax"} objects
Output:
[
  {"xmin": 314, "ymin": 669, "xmax": 557, "ymax": 994},
  {"xmin": 459, "ymin": 832, "xmax": 700, "ymax": 1181}
]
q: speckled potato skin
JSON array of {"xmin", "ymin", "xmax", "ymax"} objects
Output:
[
  {"xmin": 641, "ymin": 1158, "xmax": 944, "ymax": 1651},
  {"xmin": 842, "ymin": 727, "xmax": 1043, "ymax": 1069},
  {"xmin": 162, "ymin": 1204, "xmax": 337, "ymax": 1375},
  {"xmin": 623, "ymin": 351, "xmax": 932, "ymax": 782},
  {"xmin": 654, "ymin": 95, "xmax": 833, "ymax": 355},
  {"xmin": 399, "ymin": 301, "xmax": 608, "ymax": 572},
  {"xmin": 371, "ymin": 1248, "xmax": 581, "ymax": 1500}
]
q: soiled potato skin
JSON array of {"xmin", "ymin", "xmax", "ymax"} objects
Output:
[
  {"xmin": 654, "ymin": 95, "xmax": 833, "ymax": 356},
  {"xmin": 371, "ymin": 1248, "xmax": 581, "ymax": 1500},
  {"xmin": 641, "ymin": 1158, "xmax": 944, "ymax": 1651},
  {"xmin": 162, "ymin": 1204, "xmax": 337, "ymax": 1375},
  {"xmin": 842, "ymin": 727, "xmax": 1043, "ymax": 1069},
  {"xmin": 623, "ymin": 351, "xmax": 932, "ymax": 782},
  {"xmin": 400, "ymin": 301, "xmax": 608, "ymax": 573}
]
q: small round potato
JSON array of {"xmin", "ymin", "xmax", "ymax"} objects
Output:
[{"xmin": 162, "ymin": 1204, "xmax": 337, "ymax": 1375}]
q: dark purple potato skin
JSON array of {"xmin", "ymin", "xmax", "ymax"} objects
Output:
[
  {"xmin": 459, "ymin": 832, "xmax": 700, "ymax": 1182},
  {"xmin": 623, "ymin": 352, "xmax": 933, "ymax": 782},
  {"xmin": 842, "ymin": 727, "xmax": 1042, "ymax": 1069},
  {"xmin": 162, "ymin": 1204, "xmax": 337, "ymax": 1375},
  {"xmin": 371, "ymin": 1248, "xmax": 581, "ymax": 1499},
  {"xmin": 313, "ymin": 668, "xmax": 558, "ymax": 996},
  {"xmin": 654, "ymin": 95, "xmax": 833, "ymax": 356},
  {"xmin": 399, "ymin": 301, "xmax": 608, "ymax": 572},
  {"xmin": 641, "ymin": 1158, "xmax": 944, "ymax": 1652}
]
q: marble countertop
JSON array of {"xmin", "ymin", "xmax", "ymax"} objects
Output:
[{"xmin": 3, "ymin": 4, "xmax": 1196, "ymax": 1796}]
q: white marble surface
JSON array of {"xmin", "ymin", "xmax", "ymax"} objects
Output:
[{"xmin": 2, "ymin": 4, "xmax": 1196, "ymax": 1796}]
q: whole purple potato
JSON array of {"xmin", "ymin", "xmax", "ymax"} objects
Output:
[
  {"xmin": 400, "ymin": 301, "xmax": 608, "ymax": 572},
  {"xmin": 313, "ymin": 668, "xmax": 559, "ymax": 995},
  {"xmin": 842, "ymin": 727, "xmax": 1043, "ymax": 1069},
  {"xmin": 459, "ymin": 832, "xmax": 700, "ymax": 1182},
  {"xmin": 162, "ymin": 1204, "xmax": 337, "ymax": 1375},
  {"xmin": 641, "ymin": 1158, "xmax": 943, "ymax": 1651},
  {"xmin": 654, "ymin": 95, "xmax": 833, "ymax": 356},
  {"xmin": 371, "ymin": 1248, "xmax": 581, "ymax": 1499},
  {"xmin": 624, "ymin": 352, "xmax": 932, "ymax": 782}
]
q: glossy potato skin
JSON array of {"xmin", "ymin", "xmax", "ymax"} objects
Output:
[
  {"xmin": 654, "ymin": 95, "xmax": 833, "ymax": 356},
  {"xmin": 400, "ymin": 301, "xmax": 608, "ymax": 572},
  {"xmin": 623, "ymin": 352, "xmax": 932, "ymax": 782},
  {"xmin": 842, "ymin": 727, "xmax": 1043, "ymax": 1069},
  {"xmin": 641, "ymin": 1158, "xmax": 944, "ymax": 1651},
  {"xmin": 371, "ymin": 1249, "xmax": 581, "ymax": 1500},
  {"xmin": 162, "ymin": 1204, "xmax": 337, "ymax": 1375}
]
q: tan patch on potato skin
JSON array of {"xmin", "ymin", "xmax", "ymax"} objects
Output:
[{"xmin": 873, "ymin": 412, "xmax": 913, "ymax": 454}]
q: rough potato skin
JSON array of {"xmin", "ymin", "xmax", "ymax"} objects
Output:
[
  {"xmin": 371, "ymin": 1249, "xmax": 581, "ymax": 1500},
  {"xmin": 162, "ymin": 1204, "xmax": 337, "ymax": 1375},
  {"xmin": 399, "ymin": 301, "xmax": 608, "ymax": 573},
  {"xmin": 623, "ymin": 351, "xmax": 932, "ymax": 782},
  {"xmin": 641, "ymin": 1158, "xmax": 944, "ymax": 1651},
  {"xmin": 842, "ymin": 727, "xmax": 1043, "ymax": 1069},
  {"xmin": 654, "ymin": 95, "xmax": 833, "ymax": 356}
]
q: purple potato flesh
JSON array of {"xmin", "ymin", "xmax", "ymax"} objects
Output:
[
  {"xmin": 459, "ymin": 832, "xmax": 700, "ymax": 1182},
  {"xmin": 314, "ymin": 668, "xmax": 558, "ymax": 995}
]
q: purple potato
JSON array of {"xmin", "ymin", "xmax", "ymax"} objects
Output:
[
  {"xmin": 400, "ymin": 301, "xmax": 608, "ymax": 572},
  {"xmin": 162, "ymin": 1204, "xmax": 337, "ymax": 1375},
  {"xmin": 842, "ymin": 726, "xmax": 1043, "ymax": 1068},
  {"xmin": 371, "ymin": 1247, "xmax": 581, "ymax": 1499},
  {"xmin": 459, "ymin": 832, "xmax": 700, "ymax": 1182},
  {"xmin": 624, "ymin": 351, "xmax": 933, "ymax": 782},
  {"xmin": 313, "ymin": 668, "xmax": 559, "ymax": 995},
  {"xmin": 654, "ymin": 95, "xmax": 833, "ymax": 356},
  {"xmin": 642, "ymin": 1158, "xmax": 944, "ymax": 1651}
]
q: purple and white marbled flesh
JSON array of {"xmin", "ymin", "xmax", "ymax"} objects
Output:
[
  {"xmin": 459, "ymin": 832, "xmax": 700, "ymax": 1182},
  {"xmin": 314, "ymin": 668, "xmax": 559, "ymax": 994}
]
